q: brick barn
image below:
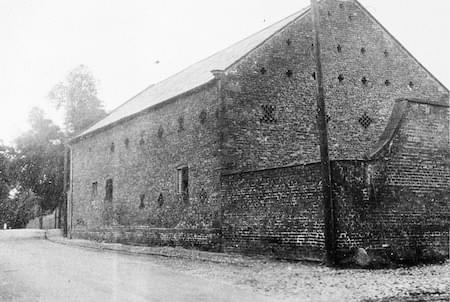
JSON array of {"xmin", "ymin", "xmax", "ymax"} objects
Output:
[{"xmin": 68, "ymin": 0, "xmax": 450, "ymax": 264}]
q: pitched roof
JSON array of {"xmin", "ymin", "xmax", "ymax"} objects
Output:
[{"xmin": 74, "ymin": 7, "xmax": 310, "ymax": 140}]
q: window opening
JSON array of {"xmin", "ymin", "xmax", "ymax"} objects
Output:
[
  {"xmin": 177, "ymin": 166, "xmax": 189, "ymax": 202},
  {"xmin": 105, "ymin": 179, "xmax": 113, "ymax": 202}
]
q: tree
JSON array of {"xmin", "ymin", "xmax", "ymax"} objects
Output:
[
  {"xmin": 0, "ymin": 190, "xmax": 37, "ymax": 229},
  {"xmin": 48, "ymin": 65, "xmax": 107, "ymax": 135},
  {"xmin": 0, "ymin": 144, "xmax": 14, "ymax": 201},
  {"xmin": 0, "ymin": 142, "xmax": 38, "ymax": 228},
  {"xmin": 13, "ymin": 107, "xmax": 65, "ymax": 212}
]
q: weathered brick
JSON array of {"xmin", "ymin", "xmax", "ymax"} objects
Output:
[{"xmin": 68, "ymin": 0, "xmax": 449, "ymax": 263}]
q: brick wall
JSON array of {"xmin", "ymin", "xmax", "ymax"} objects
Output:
[
  {"xmin": 221, "ymin": 0, "xmax": 447, "ymax": 173},
  {"xmin": 70, "ymin": 83, "xmax": 223, "ymax": 247},
  {"xmin": 221, "ymin": 164, "xmax": 325, "ymax": 260},
  {"xmin": 333, "ymin": 101, "xmax": 450, "ymax": 263},
  {"xmin": 68, "ymin": 0, "xmax": 450, "ymax": 260},
  {"xmin": 71, "ymin": 226, "xmax": 221, "ymax": 252}
]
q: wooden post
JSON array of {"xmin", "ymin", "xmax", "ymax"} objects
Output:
[
  {"xmin": 311, "ymin": 0, "xmax": 336, "ymax": 266},
  {"xmin": 63, "ymin": 145, "xmax": 69, "ymax": 236}
]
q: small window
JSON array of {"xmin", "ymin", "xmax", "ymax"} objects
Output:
[
  {"xmin": 105, "ymin": 178, "xmax": 113, "ymax": 202},
  {"xmin": 91, "ymin": 182, "xmax": 98, "ymax": 199},
  {"xmin": 177, "ymin": 166, "xmax": 189, "ymax": 202},
  {"xmin": 260, "ymin": 105, "xmax": 276, "ymax": 123}
]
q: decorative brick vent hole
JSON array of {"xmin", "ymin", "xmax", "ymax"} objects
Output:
[
  {"xmin": 408, "ymin": 81, "xmax": 414, "ymax": 90},
  {"xmin": 178, "ymin": 116, "xmax": 184, "ymax": 132},
  {"xmin": 260, "ymin": 105, "xmax": 276, "ymax": 123},
  {"xmin": 312, "ymin": 72, "xmax": 316, "ymax": 80},
  {"xmin": 124, "ymin": 138, "xmax": 129, "ymax": 148},
  {"xmin": 157, "ymin": 193, "xmax": 164, "ymax": 207},
  {"xmin": 110, "ymin": 142, "xmax": 115, "ymax": 152},
  {"xmin": 359, "ymin": 113, "xmax": 373, "ymax": 129},
  {"xmin": 286, "ymin": 39, "xmax": 291, "ymax": 46},
  {"xmin": 260, "ymin": 67, "xmax": 267, "ymax": 75},
  {"xmin": 198, "ymin": 188, "xmax": 207, "ymax": 204},
  {"xmin": 337, "ymin": 44, "xmax": 342, "ymax": 53},
  {"xmin": 360, "ymin": 47, "xmax": 366, "ymax": 55},
  {"xmin": 384, "ymin": 50, "xmax": 389, "ymax": 57},
  {"xmin": 285, "ymin": 69, "xmax": 293, "ymax": 78},
  {"xmin": 338, "ymin": 74, "xmax": 344, "ymax": 83},
  {"xmin": 157, "ymin": 126, "xmax": 164, "ymax": 139},
  {"xmin": 385, "ymin": 80, "xmax": 391, "ymax": 86},
  {"xmin": 361, "ymin": 77, "xmax": 368, "ymax": 86},
  {"xmin": 339, "ymin": 3, "xmax": 344, "ymax": 9}
]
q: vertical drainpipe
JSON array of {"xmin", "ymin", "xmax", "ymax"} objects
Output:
[
  {"xmin": 311, "ymin": 0, "xmax": 336, "ymax": 266},
  {"xmin": 211, "ymin": 69, "xmax": 226, "ymax": 252}
]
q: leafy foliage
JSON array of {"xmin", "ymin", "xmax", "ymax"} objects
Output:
[
  {"xmin": 0, "ymin": 190, "xmax": 37, "ymax": 228},
  {"xmin": 0, "ymin": 65, "xmax": 105, "ymax": 227},
  {"xmin": 48, "ymin": 65, "xmax": 107, "ymax": 134},
  {"xmin": 13, "ymin": 107, "xmax": 65, "ymax": 212}
]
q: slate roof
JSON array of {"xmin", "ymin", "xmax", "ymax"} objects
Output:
[{"xmin": 75, "ymin": 7, "xmax": 310, "ymax": 140}]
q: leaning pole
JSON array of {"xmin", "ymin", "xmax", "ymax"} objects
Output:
[{"xmin": 311, "ymin": 0, "xmax": 336, "ymax": 266}]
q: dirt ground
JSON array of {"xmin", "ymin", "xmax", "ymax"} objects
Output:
[
  {"xmin": 49, "ymin": 237, "xmax": 450, "ymax": 301},
  {"xmin": 149, "ymin": 254, "xmax": 450, "ymax": 302}
]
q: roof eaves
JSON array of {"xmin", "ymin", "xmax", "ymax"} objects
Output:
[{"xmin": 68, "ymin": 79, "xmax": 217, "ymax": 145}]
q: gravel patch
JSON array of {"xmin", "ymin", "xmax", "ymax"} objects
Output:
[{"xmin": 51, "ymin": 237, "xmax": 450, "ymax": 302}]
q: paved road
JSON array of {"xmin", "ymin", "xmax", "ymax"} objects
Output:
[{"xmin": 0, "ymin": 239, "xmax": 273, "ymax": 302}]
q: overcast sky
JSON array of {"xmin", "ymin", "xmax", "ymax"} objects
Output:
[{"xmin": 0, "ymin": 0, "xmax": 449, "ymax": 144}]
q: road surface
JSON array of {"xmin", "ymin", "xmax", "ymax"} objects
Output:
[{"xmin": 0, "ymin": 238, "xmax": 273, "ymax": 302}]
